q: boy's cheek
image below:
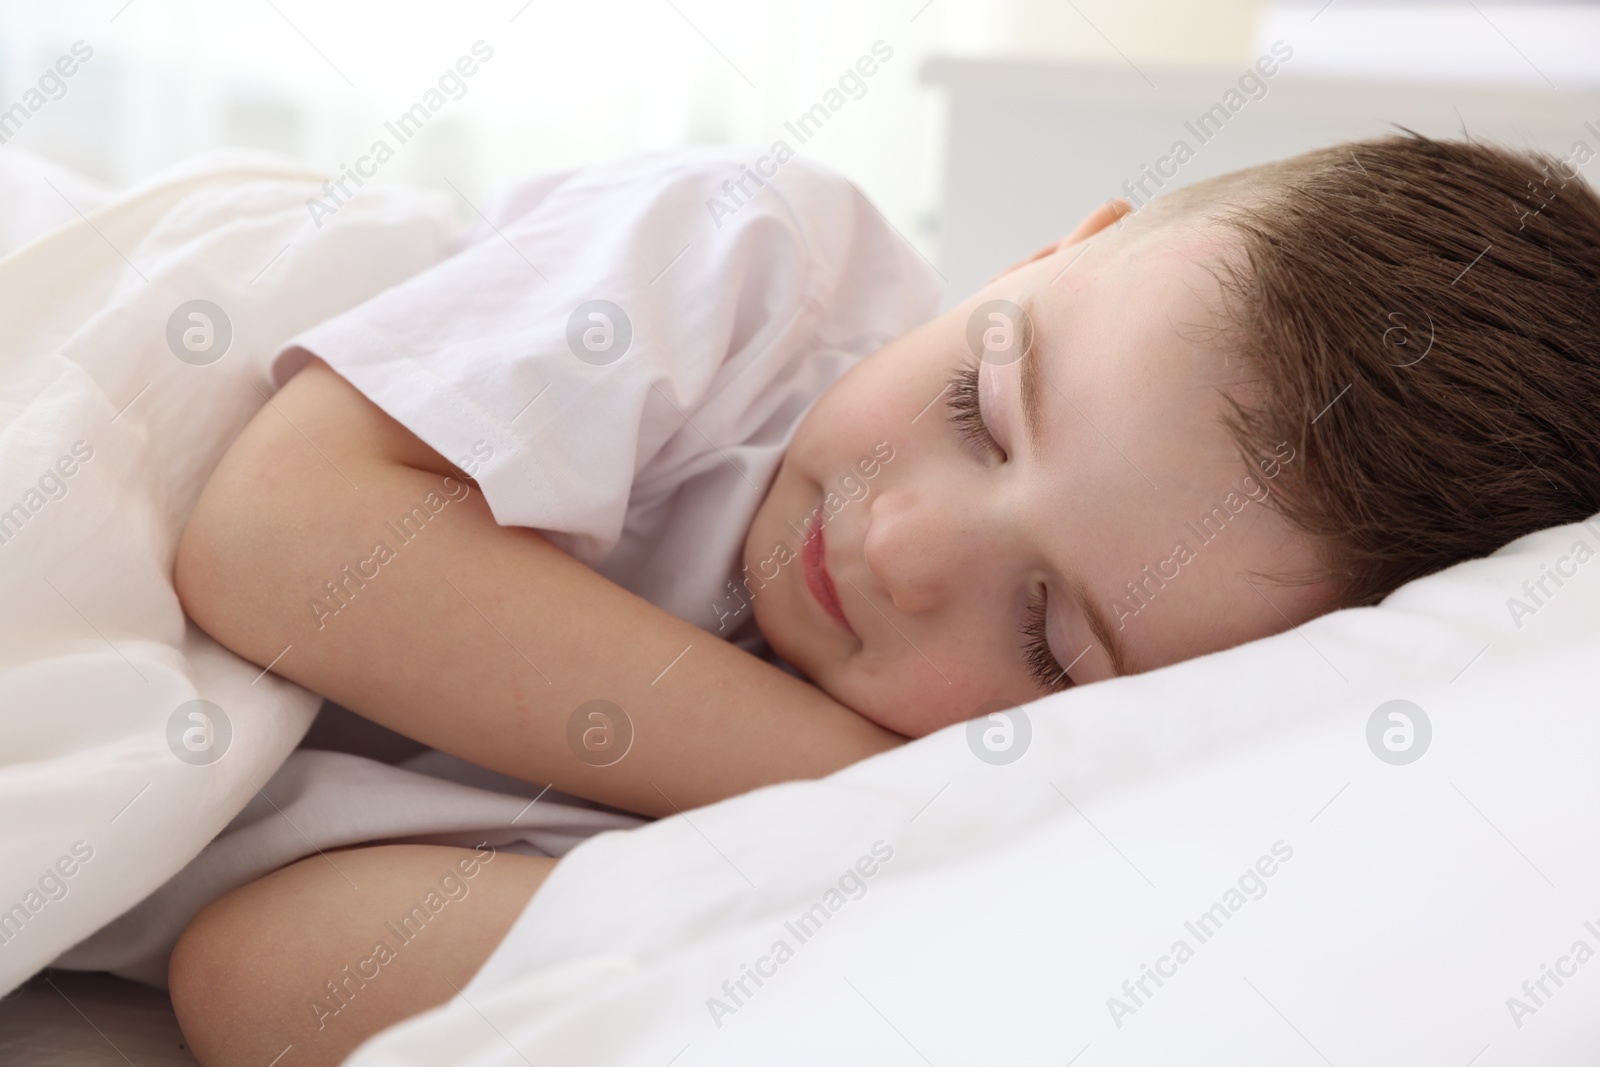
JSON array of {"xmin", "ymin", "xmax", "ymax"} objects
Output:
[{"xmin": 845, "ymin": 649, "xmax": 1012, "ymax": 740}]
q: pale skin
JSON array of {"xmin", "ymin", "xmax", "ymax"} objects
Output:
[{"xmin": 168, "ymin": 198, "xmax": 1338, "ymax": 1065}]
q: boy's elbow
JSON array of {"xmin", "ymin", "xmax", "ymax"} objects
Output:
[
  {"xmin": 175, "ymin": 449, "xmax": 265, "ymax": 657},
  {"xmin": 174, "ymin": 415, "xmax": 307, "ymax": 665},
  {"xmin": 173, "ymin": 486, "xmax": 228, "ymax": 641},
  {"xmin": 174, "ymin": 356, "xmax": 455, "ymax": 672}
]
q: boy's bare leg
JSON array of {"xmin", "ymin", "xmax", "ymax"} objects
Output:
[{"xmin": 169, "ymin": 844, "xmax": 555, "ymax": 1067}]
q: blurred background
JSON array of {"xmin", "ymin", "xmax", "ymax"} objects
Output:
[{"xmin": 2, "ymin": 0, "xmax": 1599, "ymax": 301}]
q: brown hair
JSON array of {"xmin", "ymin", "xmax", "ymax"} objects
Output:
[{"xmin": 1196, "ymin": 132, "xmax": 1600, "ymax": 606}]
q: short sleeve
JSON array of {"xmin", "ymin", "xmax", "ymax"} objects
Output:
[{"xmin": 271, "ymin": 149, "xmax": 864, "ymax": 566}]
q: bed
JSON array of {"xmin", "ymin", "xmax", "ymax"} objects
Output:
[{"xmin": 4, "ymin": 60, "xmax": 1600, "ymax": 1064}]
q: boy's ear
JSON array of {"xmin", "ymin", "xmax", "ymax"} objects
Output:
[{"xmin": 984, "ymin": 198, "xmax": 1133, "ymax": 285}]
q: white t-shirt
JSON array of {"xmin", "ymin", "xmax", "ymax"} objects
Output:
[
  {"xmin": 271, "ymin": 148, "xmax": 942, "ymax": 647},
  {"xmin": 54, "ymin": 151, "xmax": 948, "ymax": 988}
]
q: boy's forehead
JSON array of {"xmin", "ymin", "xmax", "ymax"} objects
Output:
[
  {"xmin": 1103, "ymin": 208, "xmax": 1236, "ymax": 278},
  {"xmin": 1026, "ymin": 211, "xmax": 1237, "ymax": 348},
  {"xmin": 1012, "ymin": 213, "xmax": 1249, "ymax": 471}
]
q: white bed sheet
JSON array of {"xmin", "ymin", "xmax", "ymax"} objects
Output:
[{"xmin": 0, "ymin": 969, "xmax": 197, "ymax": 1066}]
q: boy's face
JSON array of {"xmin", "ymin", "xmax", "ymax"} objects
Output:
[{"xmin": 743, "ymin": 202, "xmax": 1338, "ymax": 738}]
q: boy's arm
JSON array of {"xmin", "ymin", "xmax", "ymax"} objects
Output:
[{"xmin": 175, "ymin": 357, "xmax": 903, "ymax": 818}]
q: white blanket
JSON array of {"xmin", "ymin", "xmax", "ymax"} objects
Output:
[
  {"xmin": 0, "ymin": 150, "xmax": 464, "ymax": 993},
  {"xmin": 348, "ymin": 514, "xmax": 1600, "ymax": 1064}
]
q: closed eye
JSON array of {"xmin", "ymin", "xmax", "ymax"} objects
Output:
[
  {"xmin": 944, "ymin": 360, "xmax": 1004, "ymax": 461},
  {"xmin": 1023, "ymin": 586, "xmax": 1073, "ymax": 693}
]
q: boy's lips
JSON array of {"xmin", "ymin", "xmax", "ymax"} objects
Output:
[{"xmin": 802, "ymin": 523, "xmax": 854, "ymax": 636}]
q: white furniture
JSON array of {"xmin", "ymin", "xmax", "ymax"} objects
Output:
[{"xmin": 921, "ymin": 57, "xmax": 1600, "ymax": 304}]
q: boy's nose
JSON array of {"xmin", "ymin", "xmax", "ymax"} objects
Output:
[{"xmin": 860, "ymin": 481, "xmax": 980, "ymax": 616}]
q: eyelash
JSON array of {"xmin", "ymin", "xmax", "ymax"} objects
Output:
[
  {"xmin": 1023, "ymin": 588, "xmax": 1072, "ymax": 693},
  {"xmin": 944, "ymin": 361, "xmax": 1003, "ymax": 461},
  {"xmin": 944, "ymin": 362, "xmax": 1071, "ymax": 692}
]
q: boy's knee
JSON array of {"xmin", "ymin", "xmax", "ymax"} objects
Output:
[
  {"xmin": 168, "ymin": 888, "xmax": 266, "ymax": 1066},
  {"xmin": 169, "ymin": 854, "xmax": 370, "ymax": 1067},
  {"xmin": 168, "ymin": 846, "xmax": 555, "ymax": 1067}
]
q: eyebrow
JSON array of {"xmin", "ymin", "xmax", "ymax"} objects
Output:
[
  {"xmin": 1014, "ymin": 292, "xmax": 1129, "ymax": 678},
  {"xmin": 1018, "ymin": 292, "xmax": 1047, "ymax": 457}
]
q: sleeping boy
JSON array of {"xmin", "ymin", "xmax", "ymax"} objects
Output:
[{"xmin": 163, "ymin": 133, "xmax": 1600, "ymax": 1065}]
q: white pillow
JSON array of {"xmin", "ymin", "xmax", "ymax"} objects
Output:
[
  {"xmin": 350, "ymin": 513, "xmax": 1600, "ymax": 1064},
  {"xmin": 0, "ymin": 150, "xmax": 460, "ymax": 994}
]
